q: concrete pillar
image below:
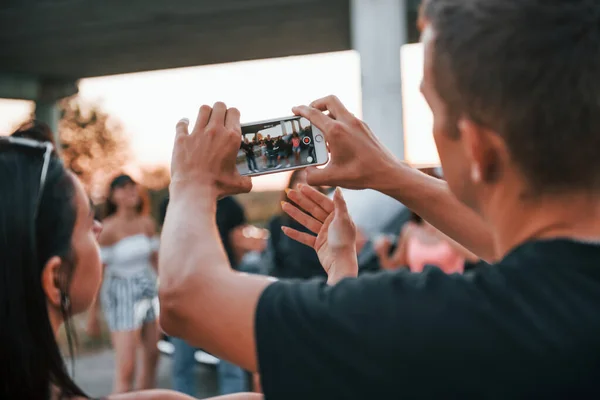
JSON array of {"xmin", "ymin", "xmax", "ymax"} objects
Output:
[
  {"xmin": 351, "ymin": 0, "xmax": 407, "ymax": 159},
  {"xmin": 280, "ymin": 121, "xmax": 288, "ymax": 136},
  {"xmin": 341, "ymin": 0, "xmax": 409, "ymax": 235},
  {"xmin": 35, "ymin": 101, "xmax": 61, "ymax": 147}
]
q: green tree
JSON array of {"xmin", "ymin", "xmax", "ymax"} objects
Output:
[{"xmin": 58, "ymin": 97, "xmax": 132, "ymax": 199}]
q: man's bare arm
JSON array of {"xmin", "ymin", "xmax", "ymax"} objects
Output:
[
  {"xmin": 158, "ymin": 104, "xmax": 274, "ymax": 373},
  {"xmin": 375, "ymin": 164, "xmax": 496, "ymax": 262}
]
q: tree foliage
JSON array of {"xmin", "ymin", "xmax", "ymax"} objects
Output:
[
  {"xmin": 58, "ymin": 97, "xmax": 131, "ymax": 198},
  {"xmin": 138, "ymin": 165, "xmax": 170, "ymax": 190}
]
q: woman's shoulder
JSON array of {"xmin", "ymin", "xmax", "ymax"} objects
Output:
[
  {"xmin": 140, "ymin": 215, "xmax": 157, "ymax": 236},
  {"xmin": 98, "ymin": 218, "xmax": 120, "ymax": 246}
]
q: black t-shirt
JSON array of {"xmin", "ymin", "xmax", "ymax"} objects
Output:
[
  {"xmin": 216, "ymin": 196, "xmax": 246, "ymax": 268},
  {"xmin": 265, "ymin": 139, "xmax": 274, "ymax": 151},
  {"xmin": 255, "ymin": 239, "xmax": 600, "ymax": 399},
  {"xmin": 276, "ymin": 138, "xmax": 286, "ymax": 150},
  {"xmin": 241, "ymin": 142, "xmax": 255, "ymax": 157}
]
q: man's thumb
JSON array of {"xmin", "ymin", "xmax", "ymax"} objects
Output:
[{"xmin": 305, "ymin": 166, "xmax": 330, "ymax": 187}]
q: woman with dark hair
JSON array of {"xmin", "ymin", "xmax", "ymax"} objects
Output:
[
  {"xmin": 0, "ymin": 122, "xmax": 263, "ymax": 400},
  {"xmin": 90, "ymin": 174, "xmax": 160, "ymax": 393}
]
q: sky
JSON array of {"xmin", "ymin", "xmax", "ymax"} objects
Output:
[{"xmin": 0, "ymin": 45, "xmax": 437, "ymax": 191}]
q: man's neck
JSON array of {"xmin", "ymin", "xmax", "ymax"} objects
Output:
[{"xmin": 485, "ymin": 190, "xmax": 600, "ymax": 259}]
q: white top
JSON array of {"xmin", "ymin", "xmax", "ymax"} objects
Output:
[{"xmin": 101, "ymin": 234, "xmax": 160, "ymax": 277}]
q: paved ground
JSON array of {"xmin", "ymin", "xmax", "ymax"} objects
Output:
[{"xmin": 73, "ymin": 350, "xmax": 219, "ymax": 399}]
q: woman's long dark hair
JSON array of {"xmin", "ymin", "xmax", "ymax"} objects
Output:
[{"xmin": 0, "ymin": 121, "xmax": 87, "ymax": 399}]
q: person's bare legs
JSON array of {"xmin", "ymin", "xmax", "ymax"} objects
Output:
[
  {"xmin": 111, "ymin": 330, "xmax": 140, "ymax": 393},
  {"xmin": 136, "ymin": 320, "xmax": 160, "ymax": 390}
]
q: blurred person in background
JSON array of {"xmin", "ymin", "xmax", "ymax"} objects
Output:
[
  {"xmin": 0, "ymin": 122, "xmax": 263, "ymax": 400},
  {"xmin": 374, "ymin": 211, "xmax": 478, "ymax": 273},
  {"xmin": 374, "ymin": 170, "xmax": 478, "ymax": 273},
  {"xmin": 92, "ymin": 174, "xmax": 160, "ymax": 393}
]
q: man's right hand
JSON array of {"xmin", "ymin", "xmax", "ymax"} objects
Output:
[{"xmin": 293, "ymin": 95, "xmax": 399, "ymax": 190}]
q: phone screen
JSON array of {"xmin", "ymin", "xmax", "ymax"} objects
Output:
[{"xmin": 238, "ymin": 116, "xmax": 319, "ymax": 176}]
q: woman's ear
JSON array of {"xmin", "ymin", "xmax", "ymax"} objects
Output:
[{"xmin": 41, "ymin": 256, "xmax": 63, "ymax": 308}]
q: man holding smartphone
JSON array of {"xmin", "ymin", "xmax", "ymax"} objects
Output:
[{"xmin": 158, "ymin": 1, "xmax": 600, "ymax": 398}]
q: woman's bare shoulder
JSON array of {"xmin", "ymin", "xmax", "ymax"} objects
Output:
[{"xmin": 97, "ymin": 217, "xmax": 120, "ymax": 246}]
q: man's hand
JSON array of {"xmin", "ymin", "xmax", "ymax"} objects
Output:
[
  {"xmin": 171, "ymin": 102, "xmax": 252, "ymax": 199},
  {"xmin": 292, "ymin": 95, "xmax": 398, "ymax": 190},
  {"xmin": 282, "ymin": 185, "xmax": 358, "ymax": 284}
]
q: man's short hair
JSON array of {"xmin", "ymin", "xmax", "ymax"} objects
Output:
[{"xmin": 423, "ymin": 0, "xmax": 600, "ymax": 193}]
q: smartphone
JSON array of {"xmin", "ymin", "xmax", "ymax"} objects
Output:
[{"xmin": 237, "ymin": 116, "xmax": 328, "ymax": 177}]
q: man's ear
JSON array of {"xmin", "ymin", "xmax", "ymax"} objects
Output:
[
  {"xmin": 41, "ymin": 256, "xmax": 63, "ymax": 308},
  {"xmin": 458, "ymin": 117, "xmax": 504, "ymax": 184}
]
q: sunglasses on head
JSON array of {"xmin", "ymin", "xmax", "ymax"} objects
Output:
[{"xmin": 0, "ymin": 136, "xmax": 54, "ymax": 217}]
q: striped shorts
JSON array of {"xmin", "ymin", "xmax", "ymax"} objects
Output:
[{"xmin": 100, "ymin": 268, "xmax": 159, "ymax": 332}]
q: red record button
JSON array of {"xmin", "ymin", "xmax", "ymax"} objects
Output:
[{"xmin": 302, "ymin": 137, "xmax": 311, "ymax": 145}]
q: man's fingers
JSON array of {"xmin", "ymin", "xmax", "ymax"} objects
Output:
[
  {"xmin": 309, "ymin": 95, "xmax": 352, "ymax": 121},
  {"xmin": 220, "ymin": 175, "xmax": 253, "ymax": 198},
  {"xmin": 292, "ymin": 105, "xmax": 333, "ymax": 134},
  {"xmin": 281, "ymin": 227, "xmax": 316, "ymax": 248},
  {"xmin": 175, "ymin": 118, "xmax": 190, "ymax": 138},
  {"xmin": 281, "ymin": 201, "xmax": 322, "ymax": 234},
  {"xmin": 332, "ymin": 187, "xmax": 349, "ymax": 216},
  {"xmin": 207, "ymin": 102, "xmax": 227, "ymax": 130},
  {"xmin": 193, "ymin": 105, "xmax": 212, "ymax": 133},
  {"xmin": 225, "ymin": 107, "xmax": 241, "ymax": 132},
  {"xmin": 286, "ymin": 187, "xmax": 331, "ymax": 222},
  {"xmin": 238, "ymin": 175, "xmax": 253, "ymax": 194},
  {"xmin": 304, "ymin": 167, "xmax": 336, "ymax": 194}
]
